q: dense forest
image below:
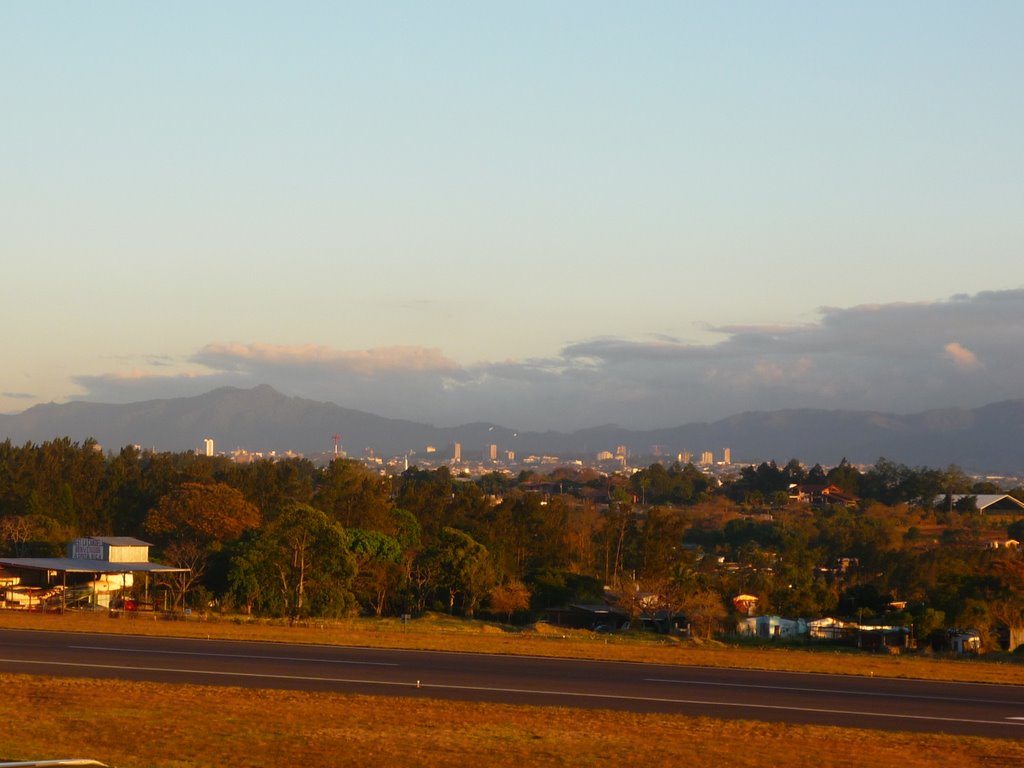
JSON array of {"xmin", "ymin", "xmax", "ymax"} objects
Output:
[{"xmin": 1, "ymin": 438, "xmax": 1023, "ymax": 648}]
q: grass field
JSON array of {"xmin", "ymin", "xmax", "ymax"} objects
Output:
[
  {"xmin": 1, "ymin": 610, "xmax": 1023, "ymax": 767},
  {"xmin": 1, "ymin": 674, "xmax": 1023, "ymax": 768}
]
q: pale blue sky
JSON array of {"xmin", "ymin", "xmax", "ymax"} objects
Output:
[{"xmin": 2, "ymin": 3, "xmax": 1023, "ymax": 430}]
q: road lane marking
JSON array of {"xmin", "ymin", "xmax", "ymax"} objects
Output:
[
  {"xmin": 68, "ymin": 645, "xmax": 399, "ymax": 667},
  {"xmin": 3, "ymin": 628, "xmax": 1018, "ymax": 695},
  {"xmin": 1, "ymin": 657, "xmax": 1021, "ymax": 730},
  {"xmin": 644, "ymin": 677, "xmax": 1023, "ymax": 707}
]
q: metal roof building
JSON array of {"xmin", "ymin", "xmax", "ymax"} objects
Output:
[{"xmin": 0, "ymin": 537, "xmax": 188, "ymax": 612}]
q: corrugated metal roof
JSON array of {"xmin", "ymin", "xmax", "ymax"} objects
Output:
[
  {"xmin": 0, "ymin": 558, "xmax": 187, "ymax": 574},
  {"xmin": 90, "ymin": 536, "xmax": 153, "ymax": 547},
  {"xmin": 932, "ymin": 493, "xmax": 1024, "ymax": 510}
]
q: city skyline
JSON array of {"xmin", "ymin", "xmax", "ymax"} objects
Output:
[
  {"xmin": 3, "ymin": 4, "xmax": 1022, "ymax": 430},
  {"xmin": 4, "ymin": 382, "xmax": 1023, "ymax": 476}
]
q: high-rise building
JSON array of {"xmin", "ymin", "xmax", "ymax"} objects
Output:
[
  {"xmin": 453, "ymin": 442, "xmax": 462, "ymax": 463},
  {"xmin": 203, "ymin": 438, "xmax": 214, "ymax": 457},
  {"xmin": 700, "ymin": 450, "xmax": 714, "ymax": 465},
  {"xmin": 678, "ymin": 451, "xmax": 693, "ymax": 465},
  {"xmin": 487, "ymin": 443, "xmax": 498, "ymax": 461},
  {"xmin": 723, "ymin": 447, "xmax": 732, "ymax": 464}
]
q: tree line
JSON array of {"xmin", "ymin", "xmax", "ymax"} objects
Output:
[{"xmin": 1, "ymin": 438, "xmax": 1023, "ymax": 647}]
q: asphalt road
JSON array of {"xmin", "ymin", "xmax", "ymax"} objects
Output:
[{"xmin": 0, "ymin": 628, "xmax": 1022, "ymax": 739}]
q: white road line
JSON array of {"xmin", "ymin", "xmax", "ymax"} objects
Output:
[
  {"xmin": 644, "ymin": 677, "xmax": 1024, "ymax": 707},
  {"xmin": 1, "ymin": 657, "xmax": 1021, "ymax": 729},
  {"xmin": 4, "ymin": 627, "xmax": 1018, "ymax": 693},
  {"xmin": 68, "ymin": 645, "xmax": 398, "ymax": 667}
]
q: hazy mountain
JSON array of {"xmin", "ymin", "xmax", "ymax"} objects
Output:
[
  {"xmin": 1, "ymin": 385, "xmax": 1022, "ymax": 475},
  {"xmin": 0, "ymin": 385, "xmax": 518, "ymax": 462}
]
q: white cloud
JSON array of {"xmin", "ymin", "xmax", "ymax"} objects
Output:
[{"xmin": 195, "ymin": 343, "xmax": 459, "ymax": 376}]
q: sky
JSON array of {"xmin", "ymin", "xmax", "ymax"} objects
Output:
[{"xmin": 2, "ymin": 3, "xmax": 1023, "ymax": 432}]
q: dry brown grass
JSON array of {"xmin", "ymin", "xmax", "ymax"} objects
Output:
[
  {"xmin": 2, "ymin": 608, "xmax": 1023, "ymax": 686},
  {"xmin": 0, "ymin": 673, "xmax": 1022, "ymax": 768},
  {"xmin": 2, "ymin": 611, "xmax": 1024, "ymax": 766}
]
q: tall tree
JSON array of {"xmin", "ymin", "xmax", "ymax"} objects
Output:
[
  {"xmin": 418, "ymin": 527, "xmax": 496, "ymax": 617},
  {"xmin": 348, "ymin": 528, "xmax": 403, "ymax": 616},
  {"xmin": 145, "ymin": 482, "xmax": 262, "ymax": 607},
  {"xmin": 314, "ymin": 459, "xmax": 392, "ymax": 530},
  {"xmin": 262, "ymin": 503, "xmax": 356, "ymax": 618}
]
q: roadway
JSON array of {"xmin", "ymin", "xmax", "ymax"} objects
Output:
[{"xmin": 0, "ymin": 628, "xmax": 1021, "ymax": 738}]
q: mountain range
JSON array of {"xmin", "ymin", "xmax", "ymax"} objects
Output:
[{"xmin": 1, "ymin": 385, "xmax": 1023, "ymax": 475}]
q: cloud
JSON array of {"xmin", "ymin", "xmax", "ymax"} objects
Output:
[
  {"xmin": 944, "ymin": 342, "xmax": 982, "ymax": 370},
  {"xmin": 67, "ymin": 289, "xmax": 1024, "ymax": 431},
  {"xmin": 194, "ymin": 343, "xmax": 460, "ymax": 376},
  {"xmin": 73, "ymin": 370, "xmax": 241, "ymax": 403},
  {"xmin": 1, "ymin": 392, "xmax": 35, "ymax": 400}
]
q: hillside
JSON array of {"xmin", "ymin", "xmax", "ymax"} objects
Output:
[{"xmin": 1, "ymin": 386, "xmax": 1023, "ymax": 474}]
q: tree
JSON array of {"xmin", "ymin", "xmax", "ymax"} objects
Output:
[
  {"xmin": 680, "ymin": 588, "xmax": 728, "ymax": 641},
  {"xmin": 0, "ymin": 515, "xmax": 31, "ymax": 556},
  {"xmin": 395, "ymin": 467, "xmax": 457, "ymax": 541},
  {"xmin": 145, "ymin": 482, "xmax": 262, "ymax": 608},
  {"xmin": 348, "ymin": 528, "xmax": 403, "ymax": 616},
  {"xmin": 314, "ymin": 459, "xmax": 392, "ymax": 529},
  {"xmin": 782, "ymin": 459, "xmax": 806, "ymax": 484},
  {"xmin": 228, "ymin": 457, "xmax": 317, "ymax": 514},
  {"xmin": 480, "ymin": 492, "xmax": 569, "ymax": 581},
  {"xmin": 639, "ymin": 506, "xmax": 689, "ymax": 582},
  {"xmin": 227, "ymin": 533, "xmax": 286, "ymax": 616},
  {"xmin": 264, "ymin": 503, "xmax": 357, "ymax": 618},
  {"xmin": 419, "ymin": 527, "xmax": 496, "ymax": 617},
  {"xmin": 146, "ymin": 482, "xmax": 261, "ymax": 546},
  {"xmin": 954, "ymin": 495, "xmax": 979, "ymax": 514},
  {"xmin": 489, "ymin": 581, "xmax": 531, "ymax": 623},
  {"xmin": 729, "ymin": 461, "xmax": 790, "ymax": 504},
  {"xmin": 564, "ymin": 500, "xmax": 602, "ymax": 575},
  {"xmin": 599, "ymin": 490, "xmax": 639, "ymax": 585},
  {"xmin": 826, "ymin": 458, "xmax": 861, "ymax": 496},
  {"xmin": 104, "ymin": 445, "xmax": 147, "ymax": 536}
]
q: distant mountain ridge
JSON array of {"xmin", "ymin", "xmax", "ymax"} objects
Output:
[{"xmin": 1, "ymin": 385, "xmax": 1022, "ymax": 474}]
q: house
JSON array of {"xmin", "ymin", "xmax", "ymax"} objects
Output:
[
  {"xmin": 930, "ymin": 494, "xmax": 1024, "ymax": 514},
  {"xmin": 731, "ymin": 594, "xmax": 759, "ymax": 616},
  {"xmin": 807, "ymin": 616, "xmax": 856, "ymax": 641},
  {"xmin": 857, "ymin": 624, "xmax": 913, "ymax": 652},
  {"xmin": 790, "ymin": 483, "xmax": 858, "ymax": 507},
  {"xmin": 984, "ymin": 537, "xmax": 1020, "ymax": 550},
  {"xmin": 946, "ymin": 629, "xmax": 983, "ymax": 654},
  {"xmin": 737, "ymin": 615, "xmax": 808, "ymax": 639},
  {"xmin": 542, "ymin": 604, "xmax": 629, "ymax": 631}
]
